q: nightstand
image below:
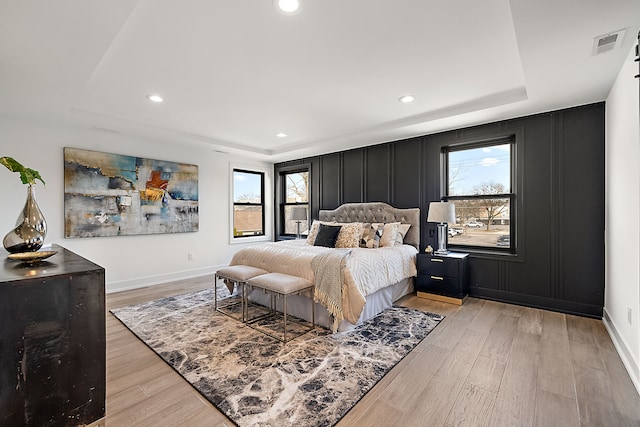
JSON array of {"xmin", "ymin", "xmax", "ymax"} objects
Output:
[{"xmin": 416, "ymin": 252, "xmax": 469, "ymax": 305}]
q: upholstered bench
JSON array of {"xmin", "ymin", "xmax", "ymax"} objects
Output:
[
  {"xmin": 246, "ymin": 272, "xmax": 315, "ymax": 343},
  {"xmin": 215, "ymin": 265, "xmax": 268, "ymax": 322}
]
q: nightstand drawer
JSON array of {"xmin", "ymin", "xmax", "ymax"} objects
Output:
[
  {"xmin": 416, "ymin": 255, "xmax": 459, "ymax": 277},
  {"xmin": 416, "ymin": 275, "xmax": 462, "ymax": 298}
]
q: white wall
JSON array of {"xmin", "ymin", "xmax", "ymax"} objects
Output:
[
  {"xmin": 605, "ymin": 42, "xmax": 640, "ymax": 392},
  {"xmin": 0, "ymin": 116, "xmax": 272, "ymax": 292}
]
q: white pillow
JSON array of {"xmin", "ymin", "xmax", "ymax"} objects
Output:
[
  {"xmin": 394, "ymin": 224, "xmax": 411, "ymax": 246},
  {"xmin": 372, "ymin": 222, "xmax": 401, "ymax": 247}
]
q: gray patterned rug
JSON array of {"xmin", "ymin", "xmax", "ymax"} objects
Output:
[{"xmin": 111, "ymin": 288, "xmax": 443, "ymax": 427}]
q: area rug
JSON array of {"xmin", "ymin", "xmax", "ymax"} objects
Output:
[{"xmin": 110, "ymin": 288, "xmax": 443, "ymax": 427}]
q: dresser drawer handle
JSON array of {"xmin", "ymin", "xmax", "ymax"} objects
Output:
[
  {"xmin": 430, "ymin": 258, "xmax": 444, "ymax": 263},
  {"xmin": 430, "ymin": 276, "xmax": 444, "ymax": 280}
]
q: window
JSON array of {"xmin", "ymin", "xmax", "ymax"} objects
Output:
[
  {"xmin": 232, "ymin": 169, "xmax": 265, "ymax": 238},
  {"xmin": 445, "ymin": 139, "xmax": 514, "ymax": 251},
  {"xmin": 280, "ymin": 168, "xmax": 309, "ymax": 236}
]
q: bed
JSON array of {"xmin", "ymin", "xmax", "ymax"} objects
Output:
[{"xmin": 229, "ymin": 202, "xmax": 420, "ymax": 332}]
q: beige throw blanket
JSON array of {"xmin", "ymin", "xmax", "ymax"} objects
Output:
[{"xmin": 311, "ymin": 249, "xmax": 351, "ymax": 332}]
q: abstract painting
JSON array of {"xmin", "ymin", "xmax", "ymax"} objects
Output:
[{"xmin": 64, "ymin": 147, "xmax": 199, "ymax": 238}]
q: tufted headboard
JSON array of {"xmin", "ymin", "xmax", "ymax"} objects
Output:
[{"xmin": 318, "ymin": 202, "xmax": 420, "ymax": 249}]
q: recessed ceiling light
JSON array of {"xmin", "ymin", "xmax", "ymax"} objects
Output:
[
  {"xmin": 399, "ymin": 95, "xmax": 415, "ymax": 103},
  {"xmin": 276, "ymin": 132, "xmax": 288, "ymax": 138},
  {"xmin": 147, "ymin": 94, "xmax": 164, "ymax": 103},
  {"xmin": 274, "ymin": 0, "xmax": 300, "ymax": 15}
]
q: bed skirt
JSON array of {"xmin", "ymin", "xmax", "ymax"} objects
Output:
[{"xmin": 246, "ymin": 277, "xmax": 415, "ymax": 332}]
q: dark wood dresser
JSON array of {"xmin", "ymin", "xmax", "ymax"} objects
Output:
[{"xmin": 0, "ymin": 245, "xmax": 105, "ymax": 426}]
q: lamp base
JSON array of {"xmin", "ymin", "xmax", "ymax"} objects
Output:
[{"xmin": 436, "ymin": 222, "xmax": 449, "ymax": 254}]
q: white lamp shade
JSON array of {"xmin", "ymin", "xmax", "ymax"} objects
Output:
[
  {"xmin": 427, "ymin": 202, "xmax": 456, "ymax": 224},
  {"xmin": 290, "ymin": 206, "xmax": 308, "ymax": 221}
]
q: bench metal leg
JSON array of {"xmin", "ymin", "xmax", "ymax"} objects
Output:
[
  {"xmin": 214, "ymin": 274, "xmax": 219, "ymax": 310},
  {"xmin": 283, "ymin": 295, "xmax": 287, "ymax": 343},
  {"xmin": 214, "ymin": 274, "xmax": 246, "ymax": 322},
  {"xmin": 244, "ymin": 285, "xmax": 315, "ymax": 344},
  {"xmin": 311, "ymin": 288, "xmax": 315, "ymax": 329}
]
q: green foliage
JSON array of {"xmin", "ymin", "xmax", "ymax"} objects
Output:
[{"xmin": 0, "ymin": 156, "xmax": 45, "ymax": 186}]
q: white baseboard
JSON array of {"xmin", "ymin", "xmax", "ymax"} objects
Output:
[
  {"xmin": 106, "ymin": 264, "xmax": 225, "ymax": 294},
  {"xmin": 602, "ymin": 308, "xmax": 640, "ymax": 395}
]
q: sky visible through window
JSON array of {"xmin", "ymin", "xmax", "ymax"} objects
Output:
[
  {"xmin": 234, "ymin": 171, "xmax": 262, "ymax": 202},
  {"xmin": 448, "ymin": 144, "xmax": 510, "ymax": 195}
]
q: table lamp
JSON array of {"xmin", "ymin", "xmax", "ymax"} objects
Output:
[
  {"xmin": 290, "ymin": 206, "xmax": 308, "ymax": 239},
  {"xmin": 427, "ymin": 201, "xmax": 456, "ymax": 254}
]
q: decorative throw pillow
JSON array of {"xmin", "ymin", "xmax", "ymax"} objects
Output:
[
  {"xmin": 314, "ymin": 224, "xmax": 342, "ymax": 248},
  {"xmin": 334, "ymin": 222, "xmax": 363, "ymax": 248},
  {"xmin": 360, "ymin": 223, "xmax": 371, "ymax": 248},
  {"xmin": 379, "ymin": 222, "xmax": 400, "ymax": 247},
  {"xmin": 361, "ymin": 224, "xmax": 384, "ymax": 248},
  {"xmin": 360, "ymin": 222, "xmax": 372, "ymax": 241},
  {"xmin": 370, "ymin": 223, "xmax": 384, "ymax": 245},
  {"xmin": 306, "ymin": 220, "xmax": 336, "ymax": 245},
  {"xmin": 394, "ymin": 223, "xmax": 412, "ymax": 246}
]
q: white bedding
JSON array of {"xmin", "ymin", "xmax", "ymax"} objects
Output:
[{"xmin": 229, "ymin": 240, "xmax": 417, "ymax": 325}]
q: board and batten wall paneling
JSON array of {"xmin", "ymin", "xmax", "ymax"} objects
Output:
[
  {"xmin": 274, "ymin": 102, "xmax": 605, "ymax": 318},
  {"xmin": 423, "ymin": 133, "xmax": 441, "ymax": 250},
  {"xmin": 558, "ymin": 105, "xmax": 605, "ymax": 308},
  {"xmin": 342, "ymin": 149, "xmax": 364, "ymax": 203},
  {"xmin": 503, "ymin": 114, "xmax": 554, "ymax": 300},
  {"xmin": 320, "ymin": 153, "xmax": 341, "ymax": 210},
  {"xmin": 392, "ymin": 137, "xmax": 423, "ymax": 209},
  {"xmin": 366, "ymin": 144, "xmax": 392, "ymax": 203},
  {"xmin": 307, "ymin": 157, "xmax": 321, "ymax": 222}
]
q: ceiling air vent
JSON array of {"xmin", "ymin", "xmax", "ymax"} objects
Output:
[{"xmin": 592, "ymin": 29, "xmax": 626, "ymax": 56}]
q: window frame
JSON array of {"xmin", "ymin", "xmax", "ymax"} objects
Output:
[
  {"xmin": 436, "ymin": 131, "xmax": 524, "ymax": 260},
  {"xmin": 230, "ymin": 165, "xmax": 272, "ymax": 244},
  {"xmin": 275, "ymin": 163, "xmax": 311, "ymax": 240}
]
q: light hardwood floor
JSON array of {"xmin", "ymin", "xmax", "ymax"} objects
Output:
[{"xmin": 105, "ymin": 276, "xmax": 640, "ymax": 426}]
